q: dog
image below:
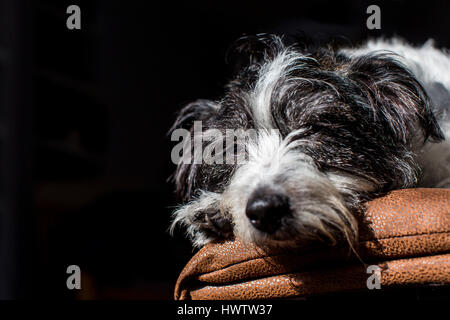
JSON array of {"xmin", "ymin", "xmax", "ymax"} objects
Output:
[{"xmin": 169, "ymin": 34, "xmax": 450, "ymax": 249}]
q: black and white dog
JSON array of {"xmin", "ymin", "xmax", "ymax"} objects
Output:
[{"xmin": 170, "ymin": 35, "xmax": 450, "ymax": 248}]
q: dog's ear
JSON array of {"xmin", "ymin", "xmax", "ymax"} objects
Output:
[
  {"xmin": 348, "ymin": 53, "xmax": 444, "ymax": 143},
  {"xmin": 170, "ymin": 99, "xmax": 219, "ymax": 202}
]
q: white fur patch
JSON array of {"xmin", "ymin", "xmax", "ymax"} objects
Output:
[
  {"xmin": 250, "ymin": 50, "xmax": 317, "ymax": 129},
  {"xmin": 221, "ymin": 129, "xmax": 357, "ymax": 246},
  {"xmin": 417, "ymin": 121, "xmax": 450, "ymax": 188}
]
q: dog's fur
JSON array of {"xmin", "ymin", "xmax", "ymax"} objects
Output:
[{"xmin": 170, "ymin": 35, "xmax": 450, "ymax": 248}]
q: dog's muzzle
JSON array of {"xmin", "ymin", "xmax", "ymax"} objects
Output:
[{"xmin": 245, "ymin": 188, "xmax": 291, "ymax": 234}]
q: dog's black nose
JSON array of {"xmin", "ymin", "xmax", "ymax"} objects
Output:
[{"xmin": 245, "ymin": 191, "xmax": 291, "ymax": 234}]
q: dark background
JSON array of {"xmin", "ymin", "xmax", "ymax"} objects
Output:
[{"xmin": 0, "ymin": 0, "xmax": 449, "ymax": 299}]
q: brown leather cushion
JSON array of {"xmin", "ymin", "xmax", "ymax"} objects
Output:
[{"xmin": 174, "ymin": 188, "xmax": 450, "ymax": 300}]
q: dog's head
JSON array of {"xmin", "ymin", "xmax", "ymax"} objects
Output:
[{"xmin": 169, "ymin": 34, "xmax": 444, "ymax": 248}]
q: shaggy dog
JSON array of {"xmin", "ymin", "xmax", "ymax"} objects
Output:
[{"xmin": 169, "ymin": 34, "xmax": 450, "ymax": 249}]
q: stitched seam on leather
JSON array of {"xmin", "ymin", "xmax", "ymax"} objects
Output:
[
  {"xmin": 216, "ymin": 232, "xmax": 450, "ymax": 271},
  {"xmin": 197, "ymin": 252, "xmax": 359, "ymax": 281},
  {"xmin": 249, "ymin": 253, "xmax": 450, "ymax": 283},
  {"xmin": 198, "ymin": 232, "xmax": 450, "ymax": 277},
  {"xmin": 361, "ymin": 230, "xmax": 450, "ymax": 242},
  {"xmin": 197, "ymin": 252, "xmax": 450, "ymax": 288},
  {"xmin": 198, "ymin": 251, "xmax": 450, "ymax": 285},
  {"xmin": 198, "ymin": 253, "xmax": 295, "ymax": 278}
]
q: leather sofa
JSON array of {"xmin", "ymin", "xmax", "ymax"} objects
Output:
[{"xmin": 175, "ymin": 188, "xmax": 450, "ymax": 300}]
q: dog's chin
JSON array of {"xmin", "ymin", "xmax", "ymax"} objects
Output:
[
  {"xmin": 234, "ymin": 217, "xmax": 344, "ymax": 249},
  {"xmin": 240, "ymin": 231, "xmax": 304, "ymax": 249}
]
